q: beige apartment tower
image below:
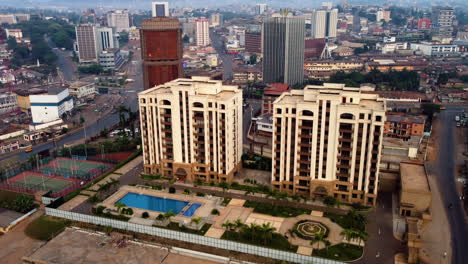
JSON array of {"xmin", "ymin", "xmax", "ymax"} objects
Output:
[
  {"xmin": 139, "ymin": 77, "xmax": 243, "ymax": 183},
  {"xmin": 271, "ymin": 83, "xmax": 386, "ymax": 205}
]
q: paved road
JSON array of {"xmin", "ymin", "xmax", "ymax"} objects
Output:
[
  {"xmin": 432, "ymin": 105, "xmax": 468, "ymax": 264},
  {"xmin": 0, "ymin": 48, "xmax": 143, "ymax": 163},
  {"xmin": 210, "ymin": 30, "xmax": 233, "ymax": 81},
  {"xmin": 357, "ymin": 192, "xmax": 405, "ymax": 264},
  {"xmin": 45, "ymin": 36, "xmax": 76, "ymax": 82},
  {"xmin": 242, "ymin": 99, "xmax": 261, "ymax": 144}
]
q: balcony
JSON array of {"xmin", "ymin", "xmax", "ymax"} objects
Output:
[
  {"xmin": 339, "ymin": 129, "xmax": 353, "ymax": 133},
  {"xmin": 337, "ymin": 164, "xmax": 351, "ymax": 169},
  {"xmin": 339, "ymin": 137, "xmax": 352, "ymax": 142},
  {"xmin": 299, "ymin": 125, "xmax": 313, "ymax": 130},
  {"xmin": 193, "ymin": 116, "xmax": 204, "ymax": 121},
  {"xmin": 338, "ymin": 146, "xmax": 352, "ymax": 151},
  {"xmin": 300, "ymin": 134, "xmax": 312, "ymax": 139},
  {"xmin": 299, "ymin": 159, "xmax": 311, "ymax": 164},
  {"xmin": 161, "ymin": 113, "xmax": 171, "ymax": 118}
]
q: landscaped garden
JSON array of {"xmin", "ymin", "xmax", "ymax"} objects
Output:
[
  {"xmin": 293, "ymin": 220, "xmax": 329, "ymax": 240},
  {"xmin": 243, "ymin": 200, "xmax": 311, "ymax": 217},
  {"xmin": 221, "ymin": 220, "xmax": 298, "ymax": 252},
  {"xmin": 313, "ymin": 243, "xmax": 363, "ymax": 261},
  {"xmin": 0, "ymin": 190, "xmax": 36, "ymax": 213}
]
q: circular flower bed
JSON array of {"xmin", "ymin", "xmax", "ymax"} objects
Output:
[{"xmin": 294, "ymin": 220, "xmax": 328, "ymax": 240}]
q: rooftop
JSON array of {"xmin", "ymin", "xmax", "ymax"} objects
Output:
[
  {"xmin": 400, "ymin": 162, "xmax": 430, "ymax": 193},
  {"xmin": 264, "ymin": 83, "xmax": 289, "ymax": 96},
  {"xmin": 386, "ymin": 113, "xmax": 426, "ymax": 124}
]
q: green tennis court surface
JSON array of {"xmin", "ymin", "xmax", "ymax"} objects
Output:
[
  {"xmin": 12, "ymin": 175, "xmax": 74, "ymax": 192},
  {"xmin": 38, "ymin": 158, "xmax": 111, "ymax": 178}
]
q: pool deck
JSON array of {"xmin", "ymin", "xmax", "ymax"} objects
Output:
[{"xmin": 99, "ymin": 185, "xmax": 219, "ymax": 221}]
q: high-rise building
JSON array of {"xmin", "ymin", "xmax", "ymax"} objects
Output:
[
  {"xmin": 311, "ymin": 8, "xmax": 338, "ymax": 38},
  {"xmin": 256, "ymin": 3, "xmax": 267, "ymax": 16},
  {"xmin": 107, "ymin": 10, "xmax": 130, "ymax": 33},
  {"xmin": 262, "ymin": 15, "xmax": 305, "ymax": 86},
  {"xmin": 75, "ymin": 24, "xmax": 118, "ymax": 63},
  {"xmin": 152, "ymin": 2, "xmax": 169, "ymax": 17},
  {"xmin": 376, "ymin": 10, "xmax": 391, "ymax": 22},
  {"xmin": 138, "ymin": 76, "xmax": 243, "ymax": 183},
  {"xmin": 432, "ymin": 6, "xmax": 454, "ymax": 37},
  {"xmin": 245, "ymin": 24, "xmax": 262, "ymax": 54},
  {"xmin": 271, "ymin": 83, "xmax": 386, "ymax": 205},
  {"xmin": 196, "ymin": 17, "xmax": 210, "ymax": 46},
  {"xmin": 418, "ymin": 19, "xmax": 431, "ymax": 29},
  {"xmin": 0, "ymin": 14, "xmax": 17, "ymax": 24},
  {"xmin": 210, "ymin": 13, "xmax": 223, "ymax": 27},
  {"xmin": 140, "ymin": 17, "xmax": 183, "ymax": 89}
]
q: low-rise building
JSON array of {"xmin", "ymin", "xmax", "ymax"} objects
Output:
[
  {"xmin": 233, "ymin": 66, "xmax": 263, "ymax": 83},
  {"xmin": 0, "ymin": 93, "xmax": 18, "ymax": 115},
  {"xmin": 5, "ymin": 29, "xmax": 22, "ymax": 41},
  {"xmin": 0, "ymin": 140, "xmax": 19, "ymax": 154},
  {"xmin": 252, "ymin": 113, "xmax": 273, "ymax": 136},
  {"xmin": 261, "ymin": 83, "xmax": 289, "ymax": 114},
  {"xmin": 366, "ymin": 59, "xmax": 429, "ymax": 72},
  {"xmin": 30, "ymin": 87, "xmax": 74, "ymax": 124},
  {"xmin": 68, "ymin": 82, "xmax": 96, "ymax": 98},
  {"xmin": 98, "ymin": 48, "xmax": 125, "ymax": 70},
  {"xmin": 304, "ymin": 60, "xmax": 364, "ymax": 76},
  {"xmin": 14, "ymin": 88, "xmax": 48, "ymax": 113},
  {"xmin": 410, "ymin": 42, "xmax": 459, "ymax": 56},
  {"xmin": 399, "ymin": 162, "xmax": 431, "ymax": 217},
  {"xmin": 384, "ymin": 113, "xmax": 426, "ymax": 139}
]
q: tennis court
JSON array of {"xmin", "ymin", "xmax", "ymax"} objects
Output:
[
  {"xmin": 37, "ymin": 157, "xmax": 112, "ymax": 180},
  {"xmin": 4, "ymin": 172, "xmax": 79, "ymax": 193}
]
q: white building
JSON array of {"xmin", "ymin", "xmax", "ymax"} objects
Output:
[
  {"xmin": 5, "ymin": 29, "xmax": 22, "ymax": 41},
  {"xmin": 107, "ymin": 10, "xmax": 130, "ymax": 33},
  {"xmin": 99, "ymin": 48, "xmax": 125, "ymax": 70},
  {"xmin": 376, "ymin": 10, "xmax": 391, "ymax": 22},
  {"xmin": 311, "ymin": 8, "xmax": 338, "ymax": 38},
  {"xmin": 410, "ymin": 42, "xmax": 459, "ymax": 56},
  {"xmin": 138, "ymin": 76, "xmax": 243, "ymax": 183},
  {"xmin": 210, "ymin": 13, "xmax": 223, "ymax": 27},
  {"xmin": 30, "ymin": 88, "xmax": 74, "ymax": 124},
  {"xmin": 206, "ymin": 54, "xmax": 218, "ymax": 67},
  {"xmin": 381, "ymin": 42, "xmax": 408, "ymax": 54},
  {"xmin": 256, "ymin": 3, "xmax": 267, "ymax": 16},
  {"xmin": 75, "ymin": 24, "xmax": 118, "ymax": 63},
  {"xmin": 0, "ymin": 93, "xmax": 18, "ymax": 115},
  {"xmin": 271, "ymin": 83, "xmax": 386, "ymax": 205},
  {"xmin": 68, "ymin": 82, "xmax": 96, "ymax": 98},
  {"xmin": 196, "ymin": 17, "xmax": 210, "ymax": 47},
  {"xmin": 152, "ymin": 2, "xmax": 169, "ymax": 17}
]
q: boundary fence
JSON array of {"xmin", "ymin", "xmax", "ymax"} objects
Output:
[{"xmin": 45, "ymin": 207, "xmax": 345, "ymax": 264}]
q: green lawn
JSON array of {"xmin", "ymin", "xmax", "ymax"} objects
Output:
[
  {"xmin": 25, "ymin": 215, "xmax": 70, "ymax": 241},
  {"xmin": 244, "ymin": 200, "xmax": 311, "ymax": 217},
  {"xmin": 221, "ymin": 230, "xmax": 298, "ymax": 252},
  {"xmin": 324, "ymin": 212, "xmax": 366, "ymax": 231},
  {"xmin": 314, "ymin": 243, "xmax": 363, "ymax": 261},
  {"xmin": 164, "ymin": 222, "xmax": 211, "ymax": 235}
]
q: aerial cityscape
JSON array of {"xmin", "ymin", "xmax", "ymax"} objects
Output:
[{"xmin": 0, "ymin": 1, "xmax": 467, "ymax": 264}]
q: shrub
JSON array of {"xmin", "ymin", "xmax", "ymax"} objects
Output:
[
  {"xmin": 323, "ymin": 196, "xmax": 338, "ymax": 207},
  {"xmin": 209, "ymin": 182, "xmax": 215, "ymax": 186},
  {"xmin": 25, "ymin": 215, "xmax": 70, "ymax": 241},
  {"xmin": 196, "ymin": 192, "xmax": 205, "ymax": 197},
  {"xmin": 183, "ymin": 189, "xmax": 191, "ymax": 195},
  {"xmin": 96, "ymin": 205, "xmax": 106, "ymax": 215},
  {"xmin": 142, "ymin": 212, "xmax": 149, "ymax": 218},
  {"xmin": 243, "ymin": 178, "xmax": 251, "ymax": 183},
  {"xmin": 211, "ymin": 208, "xmax": 220, "ymax": 215},
  {"xmin": 169, "ymin": 187, "xmax": 176, "ymax": 193},
  {"xmin": 156, "ymin": 214, "xmax": 165, "ymax": 220},
  {"xmin": 243, "ymin": 201, "xmax": 310, "ymax": 217},
  {"xmin": 231, "ymin": 182, "xmax": 240, "ymax": 188}
]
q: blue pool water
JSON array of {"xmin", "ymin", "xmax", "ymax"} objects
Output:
[
  {"xmin": 182, "ymin": 203, "xmax": 202, "ymax": 216},
  {"xmin": 117, "ymin": 192, "xmax": 201, "ymax": 216}
]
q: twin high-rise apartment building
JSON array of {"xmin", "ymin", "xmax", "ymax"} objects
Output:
[
  {"xmin": 139, "ymin": 80, "xmax": 385, "ymax": 205},
  {"xmin": 138, "ymin": 77, "xmax": 243, "ymax": 183},
  {"xmin": 270, "ymin": 84, "xmax": 386, "ymax": 205},
  {"xmin": 262, "ymin": 14, "xmax": 305, "ymax": 86},
  {"xmin": 140, "ymin": 17, "xmax": 183, "ymax": 89}
]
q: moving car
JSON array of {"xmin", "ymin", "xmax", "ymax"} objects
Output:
[{"xmin": 25, "ymin": 147, "xmax": 33, "ymax": 153}]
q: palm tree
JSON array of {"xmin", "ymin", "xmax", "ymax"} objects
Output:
[
  {"xmin": 117, "ymin": 105, "xmax": 129, "ymax": 130},
  {"xmin": 114, "ymin": 202, "xmax": 126, "ymax": 212},
  {"xmin": 324, "ymin": 240, "xmax": 332, "ymax": 254},
  {"xmin": 234, "ymin": 219, "xmax": 244, "ymax": 231},
  {"xmin": 355, "ymin": 230, "xmax": 369, "ymax": 246},
  {"xmin": 191, "ymin": 217, "xmax": 202, "ymax": 225},
  {"xmin": 310, "ymin": 231, "xmax": 326, "ymax": 249},
  {"xmin": 222, "ymin": 220, "xmax": 235, "ymax": 231},
  {"xmin": 340, "ymin": 228, "xmax": 355, "ymax": 243},
  {"xmin": 247, "ymin": 223, "xmax": 261, "ymax": 242},
  {"xmin": 259, "ymin": 223, "xmax": 276, "ymax": 245},
  {"xmin": 163, "ymin": 209, "xmax": 176, "ymax": 220}
]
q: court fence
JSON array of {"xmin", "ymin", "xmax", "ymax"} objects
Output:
[{"xmin": 45, "ymin": 207, "xmax": 345, "ymax": 264}]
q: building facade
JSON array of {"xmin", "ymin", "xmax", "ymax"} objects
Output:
[
  {"xmin": 245, "ymin": 31, "xmax": 262, "ymax": 54},
  {"xmin": 140, "ymin": 17, "xmax": 183, "ymax": 89},
  {"xmin": 107, "ymin": 10, "xmax": 130, "ymax": 33},
  {"xmin": 271, "ymin": 83, "xmax": 386, "ymax": 205},
  {"xmin": 384, "ymin": 114, "xmax": 425, "ymax": 139},
  {"xmin": 75, "ymin": 24, "xmax": 117, "ymax": 63},
  {"xmin": 256, "ymin": 4, "xmax": 267, "ymax": 16},
  {"xmin": 138, "ymin": 76, "xmax": 243, "ymax": 183},
  {"xmin": 210, "ymin": 13, "xmax": 223, "ymax": 27},
  {"xmin": 30, "ymin": 88, "xmax": 74, "ymax": 124},
  {"xmin": 152, "ymin": 2, "xmax": 169, "ymax": 17},
  {"xmin": 0, "ymin": 93, "xmax": 18, "ymax": 115},
  {"xmin": 310, "ymin": 9, "xmax": 338, "ymax": 39},
  {"xmin": 196, "ymin": 18, "xmax": 210, "ymax": 46},
  {"xmin": 263, "ymin": 15, "xmax": 305, "ymax": 86}
]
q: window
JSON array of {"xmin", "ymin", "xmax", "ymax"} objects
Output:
[
  {"xmin": 376, "ymin": 116, "xmax": 382, "ymax": 122},
  {"xmin": 276, "ymin": 108, "xmax": 282, "ymax": 114},
  {"xmin": 359, "ymin": 113, "xmax": 364, "ymax": 119}
]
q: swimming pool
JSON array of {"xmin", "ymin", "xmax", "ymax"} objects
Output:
[{"xmin": 117, "ymin": 192, "xmax": 201, "ymax": 216}]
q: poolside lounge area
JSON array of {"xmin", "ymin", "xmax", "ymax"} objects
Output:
[{"xmin": 99, "ymin": 185, "xmax": 220, "ymax": 222}]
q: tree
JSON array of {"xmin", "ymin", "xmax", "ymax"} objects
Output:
[
  {"xmin": 191, "ymin": 217, "xmax": 202, "ymax": 225},
  {"xmin": 78, "ymin": 64, "xmax": 104, "ymax": 74},
  {"xmin": 61, "ymin": 127, "xmax": 68, "ymax": 134},
  {"xmin": 163, "ymin": 209, "xmax": 176, "ymax": 219},
  {"xmin": 323, "ymin": 196, "xmax": 338, "ymax": 207},
  {"xmin": 249, "ymin": 54, "xmax": 257, "ymax": 65},
  {"xmin": 183, "ymin": 34, "xmax": 190, "ymax": 43},
  {"xmin": 324, "ymin": 240, "xmax": 332, "ymax": 253},
  {"xmin": 311, "ymin": 231, "xmax": 327, "ymax": 249},
  {"xmin": 218, "ymin": 181, "xmax": 229, "ymax": 193},
  {"xmin": 7, "ymin": 36, "xmax": 17, "ymax": 50},
  {"xmin": 114, "ymin": 201, "xmax": 126, "ymax": 212},
  {"xmin": 222, "ymin": 220, "xmax": 236, "ymax": 231},
  {"xmin": 259, "ymin": 222, "xmax": 276, "ymax": 244},
  {"xmin": 142, "ymin": 211, "xmax": 149, "ymax": 218},
  {"xmin": 79, "ymin": 115, "xmax": 85, "ymax": 125},
  {"xmin": 340, "ymin": 228, "xmax": 355, "ymax": 242},
  {"xmin": 355, "ymin": 230, "xmax": 369, "ymax": 246}
]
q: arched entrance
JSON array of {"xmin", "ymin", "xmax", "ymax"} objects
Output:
[
  {"xmin": 175, "ymin": 168, "xmax": 187, "ymax": 180},
  {"xmin": 313, "ymin": 185, "xmax": 328, "ymax": 198}
]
